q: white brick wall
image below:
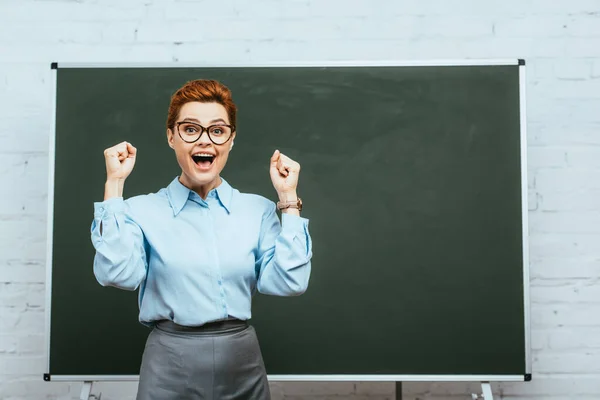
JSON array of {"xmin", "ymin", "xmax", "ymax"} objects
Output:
[{"xmin": 1, "ymin": 0, "xmax": 599, "ymax": 399}]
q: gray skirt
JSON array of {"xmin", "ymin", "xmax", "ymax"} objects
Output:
[{"xmin": 136, "ymin": 319, "xmax": 271, "ymax": 400}]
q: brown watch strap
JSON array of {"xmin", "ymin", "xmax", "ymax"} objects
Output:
[{"xmin": 277, "ymin": 197, "xmax": 302, "ymax": 211}]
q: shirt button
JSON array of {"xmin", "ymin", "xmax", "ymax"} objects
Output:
[{"xmin": 218, "ymin": 280, "xmax": 222, "ymax": 285}]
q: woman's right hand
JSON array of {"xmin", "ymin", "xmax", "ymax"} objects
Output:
[
  {"xmin": 104, "ymin": 141, "xmax": 137, "ymax": 181},
  {"xmin": 103, "ymin": 141, "xmax": 136, "ymax": 200}
]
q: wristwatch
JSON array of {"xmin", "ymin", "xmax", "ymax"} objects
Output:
[{"xmin": 276, "ymin": 197, "xmax": 303, "ymax": 212}]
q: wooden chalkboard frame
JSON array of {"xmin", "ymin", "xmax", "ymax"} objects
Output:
[{"xmin": 44, "ymin": 60, "xmax": 531, "ymax": 383}]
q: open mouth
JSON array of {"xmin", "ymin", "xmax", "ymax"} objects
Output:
[{"xmin": 192, "ymin": 153, "xmax": 215, "ymax": 169}]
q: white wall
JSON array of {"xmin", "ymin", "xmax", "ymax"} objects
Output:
[{"xmin": 1, "ymin": 0, "xmax": 599, "ymax": 399}]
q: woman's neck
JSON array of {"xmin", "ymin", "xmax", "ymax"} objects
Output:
[{"xmin": 179, "ymin": 175, "xmax": 222, "ymax": 200}]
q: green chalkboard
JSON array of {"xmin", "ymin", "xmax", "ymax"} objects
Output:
[{"xmin": 46, "ymin": 63, "xmax": 529, "ymax": 380}]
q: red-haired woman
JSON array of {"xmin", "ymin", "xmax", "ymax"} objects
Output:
[{"xmin": 91, "ymin": 79, "xmax": 312, "ymax": 399}]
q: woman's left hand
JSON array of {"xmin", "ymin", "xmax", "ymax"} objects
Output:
[{"xmin": 270, "ymin": 150, "xmax": 301, "ymax": 200}]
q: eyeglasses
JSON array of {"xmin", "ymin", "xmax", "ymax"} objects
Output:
[{"xmin": 175, "ymin": 121, "xmax": 235, "ymax": 145}]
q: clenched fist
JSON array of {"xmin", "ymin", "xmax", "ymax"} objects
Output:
[
  {"xmin": 104, "ymin": 141, "xmax": 137, "ymax": 181},
  {"xmin": 103, "ymin": 141, "xmax": 137, "ymax": 200},
  {"xmin": 270, "ymin": 149, "xmax": 301, "ymax": 201}
]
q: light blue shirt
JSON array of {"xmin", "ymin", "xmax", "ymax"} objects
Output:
[{"xmin": 90, "ymin": 177, "xmax": 312, "ymax": 327}]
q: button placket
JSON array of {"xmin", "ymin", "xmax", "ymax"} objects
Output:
[{"xmin": 207, "ymin": 204, "xmax": 228, "ymax": 318}]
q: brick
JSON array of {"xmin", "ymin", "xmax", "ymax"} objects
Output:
[
  {"xmin": 528, "ymin": 146, "xmax": 567, "ymax": 168},
  {"xmin": 0, "ymin": 308, "xmax": 45, "ymax": 334},
  {"xmin": 308, "ymin": 0, "xmax": 401, "ymax": 17},
  {"xmin": 540, "ymin": 190, "xmax": 600, "ymax": 212},
  {"xmin": 593, "ymin": 60, "xmax": 600, "ymax": 77},
  {"xmin": 0, "ymin": 110, "xmax": 51, "ymax": 154},
  {"xmin": 499, "ymin": 375, "xmax": 600, "ymax": 395},
  {"xmin": 528, "ymin": 98, "xmax": 600, "ymax": 124},
  {"xmin": 0, "ymin": 378, "xmax": 70, "ymax": 398},
  {"xmin": 416, "ymin": 16, "xmax": 493, "ymax": 38},
  {"xmin": 17, "ymin": 335, "xmax": 44, "ymax": 355},
  {"xmin": 0, "ymin": 154, "xmax": 49, "ymax": 216},
  {"xmin": 100, "ymin": 22, "xmax": 138, "ymax": 43},
  {"xmin": 533, "ymin": 79, "xmax": 600, "ymax": 99},
  {"xmin": 164, "ymin": 1, "xmax": 239, "ymax": 19},
  {"xmin": 276, "ymin": 17, "xmax": 424, "ymax": 41},
  {"xmin": 0, "ymin": 260, "xmax": 45, "ymax": 283},
  {"xmin": 536, "ymin": 169, "xmax": 600, "ymax": 192},
  {"xmin": 529, "ymin": 123, "xmax": 600, "ymax": 146},
  {"xmin": 565, "ymin": 37, "xmax": 600, "ymax": 57},
  {"xmin": 566, "ymin": 147, "xmax": 600, "ymax": 168},
  {"xmin": 0, "ymin": 1, "xmax": 146, "ymax": 22},
  {"xmin": 528, "ymin": 189, "xmax": 539, "ymax": 211},
  {"xmin": 547, "ymin": 327, "xmax": 600, "ymax": 349},
  {"xmin": 531, "ymin": 59, "xmax": 557, "ymax": 79},
  {"xmin": 494, "ymin": 16, "xmax": 573, "ymax": 38},
  {"xmin": 136, "ymin": 20, "xmax": 274, "ymax": 42},
  {"xmin": 534, "ymin": 350, "xmax": 600, "ymax": 373},
  {"xmin": 530, "ymin": 280, "xmax": 600, "ymax": 303},
  {"xmin": 530, "ymin": 256, "xmax": 600, "ymax": 279},
  {"xmin": 567, "ymin": 14, "xmax": 600, "ymax": 36},
  {"xmin": 0, "ymin": 334, "xmax": 43, "ymax": 356},
  {"xmin": 0, "ymin": 217, "xmax": 47, "ymax": 262},
  {"xmin": 529, "ymin": 0, "xmax": 600, "ymax": 14},
  {"xmin": 530, "ymin": 233, "xmax": 600, "ymax": 257},
  {"xmin": 0, "ymin": 283, "xmax": 45, "ymax": 309},
  {"xmin": 532, "ymin": 303, "xmax": 600, "ymax": 327},
  {"xmin": 365, "ymin": 0, "xmax": 529, "ymax": 17},
  {"xmin": 0, "ymin": 335, "xmax": 18, "ymax": 354},
  {"xmin": 0, "ymin": 355, "xmax": 45, "ymax": 375},
  {"xmin": 530, "ymin": 328, "xmax": 549, "ymax": 351},
  {"xmin": 230, "ymin": 0, "xmax": 311, "ymax": 19},
  {"xmin": 530, "ymin": 212, "xmax": 600, "ymax": 234},
  {"xmin": 0, "ymin": 43, "xmax": 177, "ymax": 63},
  {"xmin": 0, "ymin": 22, "xmax": 103, "ymax": 45},
  {"xmin": 554, "ymin": 58, "xmax": 594, "ymax": 79}
]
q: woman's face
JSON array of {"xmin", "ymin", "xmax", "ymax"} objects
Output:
[{"xmin": 167, "ymin": 101, "xmax": 235, "ymax": 194}]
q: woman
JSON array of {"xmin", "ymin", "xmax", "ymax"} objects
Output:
[{"xmin": 91, "ymin": 79, "xmax": 312, "ymax": 399}]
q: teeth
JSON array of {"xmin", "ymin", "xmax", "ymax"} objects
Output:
[{"xmin": 193, "ymin": 153, "xmax": 215, "ymax": 157}]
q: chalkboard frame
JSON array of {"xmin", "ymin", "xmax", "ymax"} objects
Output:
[{"xmin": 44, "ymin": 60, "xmax": 531, "ymax": 382}]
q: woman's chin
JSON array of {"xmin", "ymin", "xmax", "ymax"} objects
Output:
[{"xmin": 182, "ymin": 168, "xmax": 219, "ymax": 187}]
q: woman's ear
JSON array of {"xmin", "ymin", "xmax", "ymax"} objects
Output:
[{"xmin": 167, "ymin": 129, "xmax": 174, "ymax": 149}]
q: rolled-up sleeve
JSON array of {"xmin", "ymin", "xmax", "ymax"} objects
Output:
[
  {"xmin": 90, "ymin": 197, "xmax": 147, "ymax": 291},
  {"xmin": 255, "ymin": 202, "xmax": 313, "ymax": 296}
]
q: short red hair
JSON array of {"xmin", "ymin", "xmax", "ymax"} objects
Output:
[{"xmin": 167, "ymin": 79, "xmax": 237, "ymax": 130}]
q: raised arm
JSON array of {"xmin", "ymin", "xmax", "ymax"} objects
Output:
[
  {"xmin": 91, "ymin": 141, "xmax": 147, "ymax": 291},
  {"xmin": 255, "ymin": 203, "xmax": 312, "ymax": 296},
  {"xmin": 255, "ymin": 150, "xmax": 313, "ymax": 295}
]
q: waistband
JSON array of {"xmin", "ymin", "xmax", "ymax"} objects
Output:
[{"xmin": 155, "ymin": 318, "xmax": 248, "ymax": 336}]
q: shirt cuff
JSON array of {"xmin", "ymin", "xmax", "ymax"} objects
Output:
[
  {"xmin": 94, "ymin": 197, "xmax": 125, "ymax": 218},
  {"xmin": 281, "ymin": 212, "xmax": 309, "ymax": 231}
]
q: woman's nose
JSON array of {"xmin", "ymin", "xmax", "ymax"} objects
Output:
[{"xmin": 198, "ymin": 130, "xmax": 212, "ymax": 145}]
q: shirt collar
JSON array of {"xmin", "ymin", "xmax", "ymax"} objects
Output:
[{"xmin": 167, "ymin": 177, "xmax": 233, "ymax": 216}]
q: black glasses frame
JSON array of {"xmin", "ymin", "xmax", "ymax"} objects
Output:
[{"xmin": 175, "ymin": 121, "xmax": 236, "ymax": 145}]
